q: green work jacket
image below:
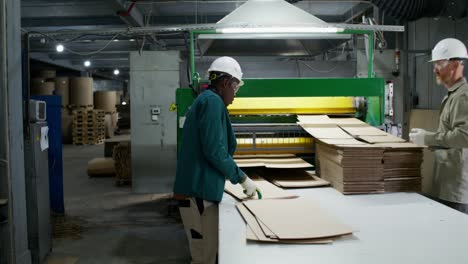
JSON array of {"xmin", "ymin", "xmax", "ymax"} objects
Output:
[
  {"xmin": 425, "ymin": 78, "xmax": 468, "ymax": 203},
  {"xmin": 173, "ymin": 89, "xmax": 245, "ymax": 202}
]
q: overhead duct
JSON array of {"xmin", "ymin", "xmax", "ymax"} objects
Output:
[
  {"xmin": 198, "ymin": 0, "xmax": 351, "ymax": 56},
  {"xmin": 371, "ymin": 0, "xmax": 467, "ymax": 21}
]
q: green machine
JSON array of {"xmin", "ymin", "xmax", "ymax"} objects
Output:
[{"xmin": 176, "ymin": 30, "xmax": 385, "ymax": 155}]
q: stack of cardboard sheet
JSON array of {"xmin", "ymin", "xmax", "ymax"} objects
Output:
[
  {"xmin": 256, "ymin": 168, "xmax": 329, "ymax": 188},
  {"xmin": 374, "ymin": 143, "xmax": 423, "ymax": 192},
  {"xmin": 298, "ymin": 115, "xmax": 423, "ymax": 194},
  {"xmin": 237, "ymin": 198, "xmax": 353, "ymax": 244},
  {"xmin": 233, "ymin": 155, "xmax": 327, "ymax": 188},
  {"xmin": 234, "ymin": 156, "xmax": 313, "ymax": 169},
  {"xmin": 316, "ymin": 142, "xmax": 385, "ymax": 194}
]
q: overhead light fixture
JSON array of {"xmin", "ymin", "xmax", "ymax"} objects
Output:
[
  {"xmin": 218, "ymin": 26, "xmax": 344, "ymax": 34},
  {"xmin": 84, "ymin": 60, "xmax": 91, "ymax": 67},
  {"xmin": 113, "ymin": 69, "xmax": 120, "ymax": 75},
  {"xmin": 113, "ymin": 39, "xmax": 119, "ymax": 42},
  {"xmin": 122, "ymin": 101, "xmax": 127, "ymax": 105},
  {"xmin": 129, "ymin": 39, "xmax": 135, "ymax": 42},
  {"xmin": 56, "ymin": 44, "xmax": 64, "ymax": 52}
]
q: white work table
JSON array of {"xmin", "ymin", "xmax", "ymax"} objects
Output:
[{"xmin": 219, "ymin": 187, "xmax": 468, "ymax": 264}]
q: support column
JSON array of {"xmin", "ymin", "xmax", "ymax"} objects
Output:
[{"xmin": 0, "ymin": 0, "xmax": 31, "ymax": 263}]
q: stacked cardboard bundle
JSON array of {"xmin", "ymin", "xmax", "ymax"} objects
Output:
[
  {"xmin": 375, "ymin": 143, "xmax": 424, "ymax": 192},
  {"xmin": 256, "ymin": 168, "xmax": 329, "ymax": 188},
  {"xmin": 237, "ymin": 198, "xmax": 353, "ymax": 244},
  {"xmin": 233, "ymin": 155, "xmax": 328, "ymax": 188},
  {"xmin": 298, "ymin": 115, "xmax": 424, "ymax": 194},
  {"xmin": 317, "ymin": 142, "xmax": 385, "ymax": 194},
  {"xmin": 113, "ymin": 142, "xmax": 131, "ymax": 186}
]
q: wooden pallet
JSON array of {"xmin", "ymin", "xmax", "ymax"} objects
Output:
[{"xmin": 72, "ymin": 138, "xmax": 105, "ymax": 145}]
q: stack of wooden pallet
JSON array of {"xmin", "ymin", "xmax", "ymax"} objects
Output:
[{"xmin": 72, "ymin": 109, "xmax": 105, "ymax": 145}]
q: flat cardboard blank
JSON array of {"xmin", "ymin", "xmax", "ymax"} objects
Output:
[
  {"xmin": 243, "ymin": 198, "xmax": 353, "ymax": 240},
  {"xmin": 237, "ymin": 203, "xmax": 332, "ymax": 244},
  {"xmin": 224, "ymin": 179, "xmax": 298, "ymax": 201},
  {"xmin": 234, "ymin": 157, "xmax": 313, "ymax": 169}
]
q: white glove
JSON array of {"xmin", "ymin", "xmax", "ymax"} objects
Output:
[
  {"xmin": 409, "ymin": 128, "xmax": 426, "ymax": 146},
  {"xmin": 240, "ymin": 177, "xmax": 262, "ymax": 199}
]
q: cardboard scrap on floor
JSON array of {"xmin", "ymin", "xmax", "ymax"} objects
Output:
[
  {"xmin": 239, "ymin": 198, "xmax": 352, "ymax": 242},
  {"xmin": 87, "ymin": 158, "xmax": 115, "ymax": 177},
  {"xmin": 224, "ymin": 179, "xmax": 298, "ymax": 201}
]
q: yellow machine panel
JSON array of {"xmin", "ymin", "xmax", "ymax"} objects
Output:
[{"xmin": 228, "ymin": 97, "xmax": 355, "ymax": 115}]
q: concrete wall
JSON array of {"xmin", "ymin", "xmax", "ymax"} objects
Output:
[
  {"xmin": 130, "ymin": 51, "xmax": 180, "ymax": 194},
  {"xmin": 407, "ymin": 17, "xmax": 468, "ymax": 110}
]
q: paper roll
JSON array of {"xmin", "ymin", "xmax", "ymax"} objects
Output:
[
  {"xmin": 39, "ymin": 70, "xmax": 56, "ymax": 79},
  {"xmin": 32, "ymin": 81, "xmax": 55, "ymax": 95},
  {"xmin": 70, "ymin": 77, "xmax": 93, "ymax": 106},
  {"xmin": 55, "ymin": 77, "xmax": 70, "ymax": 106},
  {"xmin": 94, "ymin": 91, "xmax": 117, "ymax": 112}
]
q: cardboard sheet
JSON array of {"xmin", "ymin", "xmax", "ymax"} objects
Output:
[
  {"xmin": 340, "ymin": 125, "xmax": 389, "ymax": 136},
  {"xmin": 258, "ymin": 169, "xmax": 329, "ymax": 188},
  {"xmin": 243, "ymin": 198, "xmax": 353, "ymax": 240},
  {"xmin": 318, "ymin": 138, "xmax": 368, "ymax": 146},
  {"xmin": 224, "ymin": 179, "xmax": 299, "ymax": 201},
  {"xmin": 302, "ymin": 126, "xmax": 353, "ymax": 139},
  {"xmin": 358, "ymin": 135, "xmax": 406, "ymax": 143},
  {"xmin": 330, "ymin": 118, "xmax": 367, "ymax": 126},
  {"xmin": 234, "ymin": 154, "xmax": 296, "ymax": 159},
  {"xmin": 234, "ymin": 157, "xmax": 313, "ymax": 169},
  {"xmin": 236, "ymin": 203, "xmax": 332, "ymax": 244},
  {"xmin": 297, "ymin": 115, "xmax": 334, "ymax": 124}
]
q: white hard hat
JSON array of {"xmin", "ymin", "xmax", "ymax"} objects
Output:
[
  {"xmin": 207, "ymin": 56, "xmax": 244, "ymax": 86},
  {"xmin": 430, "ymin": 38, "xmax": 468, "ymax": 62}
]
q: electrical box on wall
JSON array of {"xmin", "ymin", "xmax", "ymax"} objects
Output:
[{"xmin": 151, "ymin": 107, "xmax": 160, "ymax": 122}]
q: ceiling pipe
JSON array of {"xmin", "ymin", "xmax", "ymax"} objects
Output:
[{"xmin": 371, "ymin": 0, "xmax": 467, "ymax": 21}]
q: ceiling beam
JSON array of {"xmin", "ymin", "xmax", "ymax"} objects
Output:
[
  {"xmin": 21, "ymin": 2, "xmax": 113, "ymax": 18},
  {"xmin": 22, "ymin": 17, "xmax": 123, "ymax": 27}
]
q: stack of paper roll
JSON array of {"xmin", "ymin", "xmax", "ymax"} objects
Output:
[
  {"xmin": 39, "ymin": 70, "xmax": 56, "ymax": 79},
  {"xmin": 32, "ymin": 80, "xmax": 55, "ymax": 95},
  {"xmin": 70, "ymin": 77, "xmax": 93, "ymax": 106},
  {"xmin": 30, "ymin": 78, "xmax": 45, "ymax": 94},
  {"xmin": 94, "ymin": 91, "xmax": 116, "ymax": 112},
  {"xmin": 55, "ymin": 77, "xmax": 70, "ymax": 107}
]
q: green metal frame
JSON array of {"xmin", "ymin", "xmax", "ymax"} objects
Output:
[{"xmin": 178, "ymin": 29, "xmax": 382, "ymax": 150}]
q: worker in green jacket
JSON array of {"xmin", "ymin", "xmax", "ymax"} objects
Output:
[
  {"xmin": 173, "ymin": 56, "xmax": 261, "ymax": 264},
  {"xmin": 410, "ymin": 38, "xmax": 468, "ymax": 214}
]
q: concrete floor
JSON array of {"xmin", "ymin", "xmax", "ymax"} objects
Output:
[{"xmin": 47, "ymin": 144, "xmax": 190, "ymax": 264}]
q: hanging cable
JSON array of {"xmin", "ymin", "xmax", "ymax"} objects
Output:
[{"xmin": 299, "ymin": 61, "xmax": 338, "ymax": 74}]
